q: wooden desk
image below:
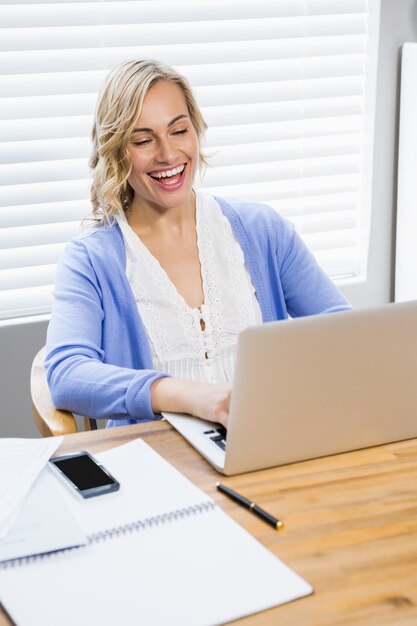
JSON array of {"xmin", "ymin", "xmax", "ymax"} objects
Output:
[{"xmin": 2, "ymin": 422, "xmax": 417, "ymax": 626}]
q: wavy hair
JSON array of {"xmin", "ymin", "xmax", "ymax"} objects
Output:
[{"xmin": 89, "ymin": 59, "xmax": 208, "ymax": 224}]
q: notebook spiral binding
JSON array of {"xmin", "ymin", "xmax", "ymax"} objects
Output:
[
  {"xmin": 90, "ymin": 500, "xmax": 215, "ymax": 543},
  {"xmin": 0, "ymin": 500, "xmax": 215, "ymax": 569},
  {"xmin": 0, "ymin": 543, "xmax": 84, "ymax": 570}
]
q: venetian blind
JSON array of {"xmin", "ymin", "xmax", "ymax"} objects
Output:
[{"xmin": 0, "ymin": 0, "xmax": 379, "ymax": 320}]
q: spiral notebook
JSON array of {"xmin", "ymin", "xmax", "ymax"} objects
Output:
[{"xmin": 0, "ymin": 439, "xmax": 312, "ymax": 626}]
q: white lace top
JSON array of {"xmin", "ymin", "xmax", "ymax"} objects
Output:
[{"xmin": 117, "ymin": 190, "xmax": 262, "ymax": 384}]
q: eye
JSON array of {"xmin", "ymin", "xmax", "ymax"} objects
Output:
[
  {"xmin": 173, "ymin": 128, "xmax": 188, "ymax": 136},
  {"xmin": 131, "ymin": 138, "xmax": 152, "ymax": 146}
]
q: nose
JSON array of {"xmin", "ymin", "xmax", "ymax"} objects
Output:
[{"xmin": 155, "ymin": 135, "xmax": 176, "ymax": 164}]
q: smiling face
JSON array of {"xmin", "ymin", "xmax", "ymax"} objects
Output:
[{"xmin": 127, "ymin": 80, "xmax": 200, "ymax": 214}]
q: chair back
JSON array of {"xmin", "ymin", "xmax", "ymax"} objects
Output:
[{"xmin": 31, "ymin": 346, "xmax": 97, "ymax": 436}]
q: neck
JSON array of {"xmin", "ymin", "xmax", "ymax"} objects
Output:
[{"xmin": 127, "ymin": 191, "xmax": 196, "ymax": 237}]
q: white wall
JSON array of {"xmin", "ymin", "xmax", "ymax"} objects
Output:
[
  {"xmin": 342, "ymin": 0, "xmax": 417, "ymax": 308},
  {"xmin": 395, "ymin": 42, "xmax": 417, "ymax": 301},
  {"xmin": 0, "ymin": 0, "xmax": 416, "ymax": 438}
]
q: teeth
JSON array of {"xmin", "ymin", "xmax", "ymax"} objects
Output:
[{"xmin": 150, "ymin": 164, "xmax": 185, "ymax": 179}]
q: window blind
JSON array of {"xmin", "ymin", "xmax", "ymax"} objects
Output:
[{"xmin": 0, "ymin": 0, "xmax": 379, "ymax": 320}]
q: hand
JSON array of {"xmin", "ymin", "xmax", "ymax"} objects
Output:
[
  {"xmin": 187, "ymin": 382, "xmax": 231, "ymax": 428},
  {"xmin": 151, "ymin": 378, "xmax": 231, "ymax": 428}
]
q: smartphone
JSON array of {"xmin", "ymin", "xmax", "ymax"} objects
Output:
[{"xmin": 49, "ymin": 451, "xmax": 120, "ymax": 498}]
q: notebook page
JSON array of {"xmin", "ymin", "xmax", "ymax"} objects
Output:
[
  {"xmin": 51, "ymin": 438, "xmax": 213, "ymax": 536},
  {"xmin": 0, "ymin": 468, "xmax": 86, "ymax": 562},
  {"xmin": 0, "ymin": 506, "xmax": 312, "ymax": 626},
  {"xmin": 0, "ymin": 437, "xmax": 63, "ymax": 537}
]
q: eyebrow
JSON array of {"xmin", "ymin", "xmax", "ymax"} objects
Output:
[{"xmin": 132, "ymin": 114, "xmax": 189, "ymax": 134}]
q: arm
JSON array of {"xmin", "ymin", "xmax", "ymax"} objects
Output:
[
  {"xmin": 151, "ymin": 378, "xmax": 231, "ymax": 427},
  {"xmin": 46, "ymin": 236, "xmax": 167, "ymax": 422},
  {"xmin": 279, "ymin": 224, "xmax": 352, "ymax": 318}
]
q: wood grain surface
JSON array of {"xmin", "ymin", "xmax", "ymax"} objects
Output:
[{"xmin": 1, "ymin": 421, "xmax": 417, "ymax": 625}]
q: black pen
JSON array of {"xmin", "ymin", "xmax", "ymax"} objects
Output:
[{"xmin": 216, "ymin": 482, "xmax": 284, "ymax": 530}]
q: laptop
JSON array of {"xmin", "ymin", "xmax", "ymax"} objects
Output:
[{"xmin": 163, "ymin": 300, "xmax": 417, "ymax": 475}]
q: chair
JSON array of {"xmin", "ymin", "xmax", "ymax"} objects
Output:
[{"xmin": 31, "ymin": 346, "xmax": 97, "ymax": 437}]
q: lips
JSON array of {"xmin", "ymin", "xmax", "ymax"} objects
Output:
[{"xmin": 148, "ymin": 163, "xmax": 186, "ymax": 190}]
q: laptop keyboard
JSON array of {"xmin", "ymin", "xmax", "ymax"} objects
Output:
[{"xmin": 203, "ymin": 426, "xmax": 227, "ymax": 451}]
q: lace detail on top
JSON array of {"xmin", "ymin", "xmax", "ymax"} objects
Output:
[{"xmin": 117, "ymin": 190, "xmax": 262, "ymax": 384}]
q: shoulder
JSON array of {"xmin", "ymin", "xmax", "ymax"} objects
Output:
[
  {"xmin": 74, "ymin": 220, "xmax": 122, "ymax": 245},
  {"xmin": 59, "ymin": 222, "xmax": 125, "ymax": 272},
  {"xmin": 65, "ymin": 222, "xmax": 123, "ymax": 255},
  {"xmin": 212, "ymin": 194, "xmax": 295, "ymax": 241}
]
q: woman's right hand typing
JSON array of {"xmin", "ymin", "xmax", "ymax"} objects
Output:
[{"xmin": 151, "ymin": 378, "xmax": 231, "ymax": 428}]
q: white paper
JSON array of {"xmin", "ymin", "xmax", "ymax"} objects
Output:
[
  {"xmin": 0, "ymin": 466, "xmax": 86, "ymax": 562},
  {"xmin": 0, "ymin": 437, "xmax": 63, "ymax": 538}
]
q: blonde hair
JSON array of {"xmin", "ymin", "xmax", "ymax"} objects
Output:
[{"xmin": 89, "ymin": 59, "xmax": 208, "ymax": 223}]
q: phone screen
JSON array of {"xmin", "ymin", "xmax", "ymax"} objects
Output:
[{"xmin": 50, "ymin": 452, "xmax": 120, "ymax": 497}]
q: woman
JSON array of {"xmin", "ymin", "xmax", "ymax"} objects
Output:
[{"xmin": 46, "ymin": 59, "xmax": 351, "ymax": 428}]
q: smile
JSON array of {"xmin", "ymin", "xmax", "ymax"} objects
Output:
[
  {"xmin": 149, "ymin": 164, "xmax": 185, "ymax": 180},
  {"xmin": 147, "ymin": 163, "xmax": 187, "ymax": 190}
]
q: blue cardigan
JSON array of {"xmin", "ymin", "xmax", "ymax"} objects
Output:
[{"xmin": 46, "ymin": 196, "xmax": 351, "ymax": 427}]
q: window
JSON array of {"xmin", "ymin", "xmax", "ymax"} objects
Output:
[{"xmin": 0, "ymin": 0, "xmax": 379, "ymax": 320}]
